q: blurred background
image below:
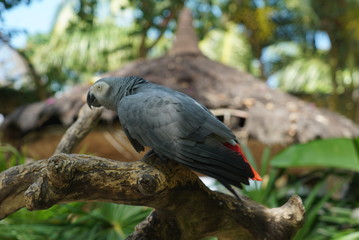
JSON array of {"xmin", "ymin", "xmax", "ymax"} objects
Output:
[{"xmin": 1, "ymin": 0, "xmax": 359, "ymax": 239}]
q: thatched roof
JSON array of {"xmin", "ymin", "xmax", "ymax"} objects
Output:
[
  {"xmin": 101, "ymin": 8, "xmax": 359, "ymax": 144},
  {"xmin": 2, "ymin": 8, "xmax": 359, "ymax": 146}
]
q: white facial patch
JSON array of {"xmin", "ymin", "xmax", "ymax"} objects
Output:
[{"xmin": 93, "ymin": 82, "xmax": 109, "ymax": 98}]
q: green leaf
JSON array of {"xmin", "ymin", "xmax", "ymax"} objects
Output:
[
  {"xmin": 0, "ymin": 202, "xmax": 151, "ymax": 240},
  {"xmin": 271, "ymin": 138, "xmax": 359, "ymax": 171}
]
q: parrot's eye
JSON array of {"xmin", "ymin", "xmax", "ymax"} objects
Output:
[{"xmin": 97, "ymin": 85, "xmax": 102, "ymax": 91}]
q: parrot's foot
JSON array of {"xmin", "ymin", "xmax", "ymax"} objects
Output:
[
  {"xmin": 144, "ymin": 149, "xmax": 156, "ymax": 158},
  {"xmin": 145, "ymin": 149, "xmax": 168, "ymax": 162}
]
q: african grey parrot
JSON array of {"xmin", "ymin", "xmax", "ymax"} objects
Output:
[{"xmin": 87, "ymin": 76, "xmax": 261, "ymax": 197}]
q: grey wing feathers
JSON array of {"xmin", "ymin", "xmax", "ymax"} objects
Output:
[
  {"xmin": 118, "ymin": 92, "xmax": 235, "ymax": 148},
  {"xmin": 117, "ymin": 90, "xmax": 253, "ymax": 190},
  {"xmin": 172, "ymin": 138, "xmax": 253, "ymax": 186}
]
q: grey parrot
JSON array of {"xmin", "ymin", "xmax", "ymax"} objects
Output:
[{"xmin": 87, "ymin": 76, "xmax": 261, "ymax": 197}]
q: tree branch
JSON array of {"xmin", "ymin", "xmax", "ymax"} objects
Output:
[
  {"xmin": 55, "ymin": 105, "xmax": 103, "ymax": 154},
  {"xmin": 0, "ymin": 153, "xmax": 304, "ymax": 239},
  {"xmin": 0, "ymin": 104, "xmax": 305, "ymax": 239}
]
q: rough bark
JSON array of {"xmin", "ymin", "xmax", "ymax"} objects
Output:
[{"xmin": 0, "ymin": 104, "xmax": 305, "ymax": 239}]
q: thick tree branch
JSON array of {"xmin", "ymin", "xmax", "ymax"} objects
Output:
[
  {"xmin": 0, "ymin": 104, "xmax": 305, "ymax": 239},
  {"xmin": 0, "ymin": 153, "xmax": 304, "ymax": 239},
  {"xmin": 0, "ymin": 159, "xmax": 47, "ymax": 220}
]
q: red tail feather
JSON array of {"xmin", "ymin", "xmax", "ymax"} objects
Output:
[{"xmin": 223, "ymin": 143, "xmax": 262, "ymax": 181}]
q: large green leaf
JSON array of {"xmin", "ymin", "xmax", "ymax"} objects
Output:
[{"xmin": 271, "ymin": 138, "xmax": 359, "ymax": 171}]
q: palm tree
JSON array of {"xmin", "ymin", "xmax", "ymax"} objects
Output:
[
  {"xmin": 265, "ymin": 41, "xmax": 332, "ymax": 93},
  {"xmin": 199, "ymin": 22, "xmax": 256, "ymax": 75},
  {"xmin": 282, "ymin": 0, "xmax": 359, "ymax": 111}
]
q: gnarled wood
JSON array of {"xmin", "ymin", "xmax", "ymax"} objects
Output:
[{"xmin": 0, "ymin": 153, "xmax": 304, "ymax": 240}]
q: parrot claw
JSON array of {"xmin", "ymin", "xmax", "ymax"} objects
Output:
[
  {"xmin": 145, "ymin": 149, "xmax": 168, "ymax": 162},
  {"xmin": 144, "ymin": 149, "xmax": 156, "ymax": 158}
]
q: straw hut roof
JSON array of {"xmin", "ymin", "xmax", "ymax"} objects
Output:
[
  {"xmin": 2, "ymin": 8, "xmax": 359, "ymax": 150},
  {"xmin": 101, "ymin": 8, "xmax": 359, "ymax": 144}
]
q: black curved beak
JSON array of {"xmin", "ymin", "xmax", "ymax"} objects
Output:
[{"xmin": 87, "ymin": 91, "xmax": 100, "ymax": 109}]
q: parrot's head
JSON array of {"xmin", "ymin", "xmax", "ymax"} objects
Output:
[{"xmin": 87, "ymin": 76, "xmax": 147, "ymax": 111}]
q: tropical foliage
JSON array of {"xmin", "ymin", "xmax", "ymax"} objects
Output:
[
  {"xmin": 0, "ymin": 202, "xmax": 152, "ymax": 240},
  {"xmin": 199, "ymin": 22, "xmax": 256, "ymax": 75},
  {"xmin": 240, "ymin": 140, "xmax": 359, "ymax": 240}
]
